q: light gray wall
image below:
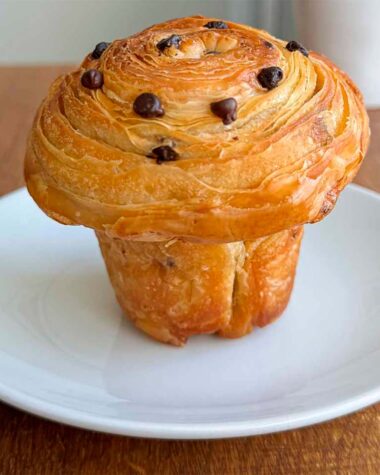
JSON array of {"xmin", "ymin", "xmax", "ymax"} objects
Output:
[{"xmin": 0, "ymin": 0, "xmax": 294, "ymax": 64}]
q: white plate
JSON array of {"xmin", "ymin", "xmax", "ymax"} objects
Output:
[{"xmin": 0, "ymin": 185, "xmax": 380, "ymax": 439}]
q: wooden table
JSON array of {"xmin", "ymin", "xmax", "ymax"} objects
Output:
[{"xmin": 0, "ymin": 66, "xmax": 379, "ymax": 475}]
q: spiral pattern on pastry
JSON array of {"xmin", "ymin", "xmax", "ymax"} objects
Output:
[{"xmin": 25, "ymin": 15, "xmax": 369, "ymax": 243}]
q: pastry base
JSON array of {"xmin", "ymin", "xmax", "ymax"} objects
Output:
[{"xmin": 96, "ymin": 227, "xmax": 303, "ymax": 346}]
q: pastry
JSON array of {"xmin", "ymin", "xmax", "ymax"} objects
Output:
[{"xmin": 25, "ymin": 16, "xmax": 370, "ymax": 345}]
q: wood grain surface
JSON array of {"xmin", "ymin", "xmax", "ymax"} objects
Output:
[{"xmin": 0, "ymin": 66, "xmax": 379, "ymax": 475}]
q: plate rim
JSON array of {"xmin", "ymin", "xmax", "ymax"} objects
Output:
[
  {"xmin": 1, "ymin": 183, "xmax": 380, "ymax": 439},
  {"xmin": 1, "ymin": 379, "xmax": 380, "ymax": 439}
]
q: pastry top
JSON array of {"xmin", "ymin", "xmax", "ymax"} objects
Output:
[{"xmin": 25, "ymin": 16, "xmax": 369, "ymax": 242}]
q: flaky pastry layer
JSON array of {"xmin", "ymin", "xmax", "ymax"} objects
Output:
[
  {"xmin": 25, "ymin": 16, "xmax": 369, "ymax": 243},
  {"xmin": 96, "ymin": 226, "xmax": 303, "ymax": 345}
]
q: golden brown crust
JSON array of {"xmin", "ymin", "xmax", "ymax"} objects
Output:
[
  {"xmin": 219, "ymin": 226, "xmax": 303, "ymax": 338},
  {"xmin": 24, "ymin": 17, "xmax": 370, "ymax": 345},
  {"xmin": 25, "ymin": 16, "xmax": 369, "ymax": 243},
  {"xmin": 96, "ymin": 227, "xmax": 303, "ymax": 346}
]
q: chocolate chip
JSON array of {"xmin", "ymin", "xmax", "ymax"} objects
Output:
[
  {"xmin": 91, "ymin": 42, "xmax": 110, "ymax": 59},
  {"xmin": 257, "ymin": 67, "xmax": 283, "ymax": 90},
  {"xmin": 210, "ymin": 98, "xmax": 237, "ymax": 125},
  {"xmin": 204, "ymin": 21, "xmax": 228, "ymax": 29},
  {"xmin": 157, "ymin": 34, "xmax": 182, "ymax": 52},
  {"xmin": 133, "ymin": 93, "xmax": 164, "ymax": 118},
  {"xmin": 148, "ymin": 145, "xmax": 178, "ymax": 164},
  {"xmin": 81, "ymin": 69, "xmax": 104, "ymax": 89},
  {"xmin": 166, "ymin": 257, "xmax": 176, "ymax": 268},
  {"xmin": 286, "ymin": 40, "xmax": 308, "ymax": 57},
  {"xmin": 263, "ymin": 40, "xmax": 274, "ymax": 49}
]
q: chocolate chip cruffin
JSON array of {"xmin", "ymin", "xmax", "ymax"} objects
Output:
[{"xmin": 25, "ymin": 16, "xmax": 369, "ymax": 346}]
